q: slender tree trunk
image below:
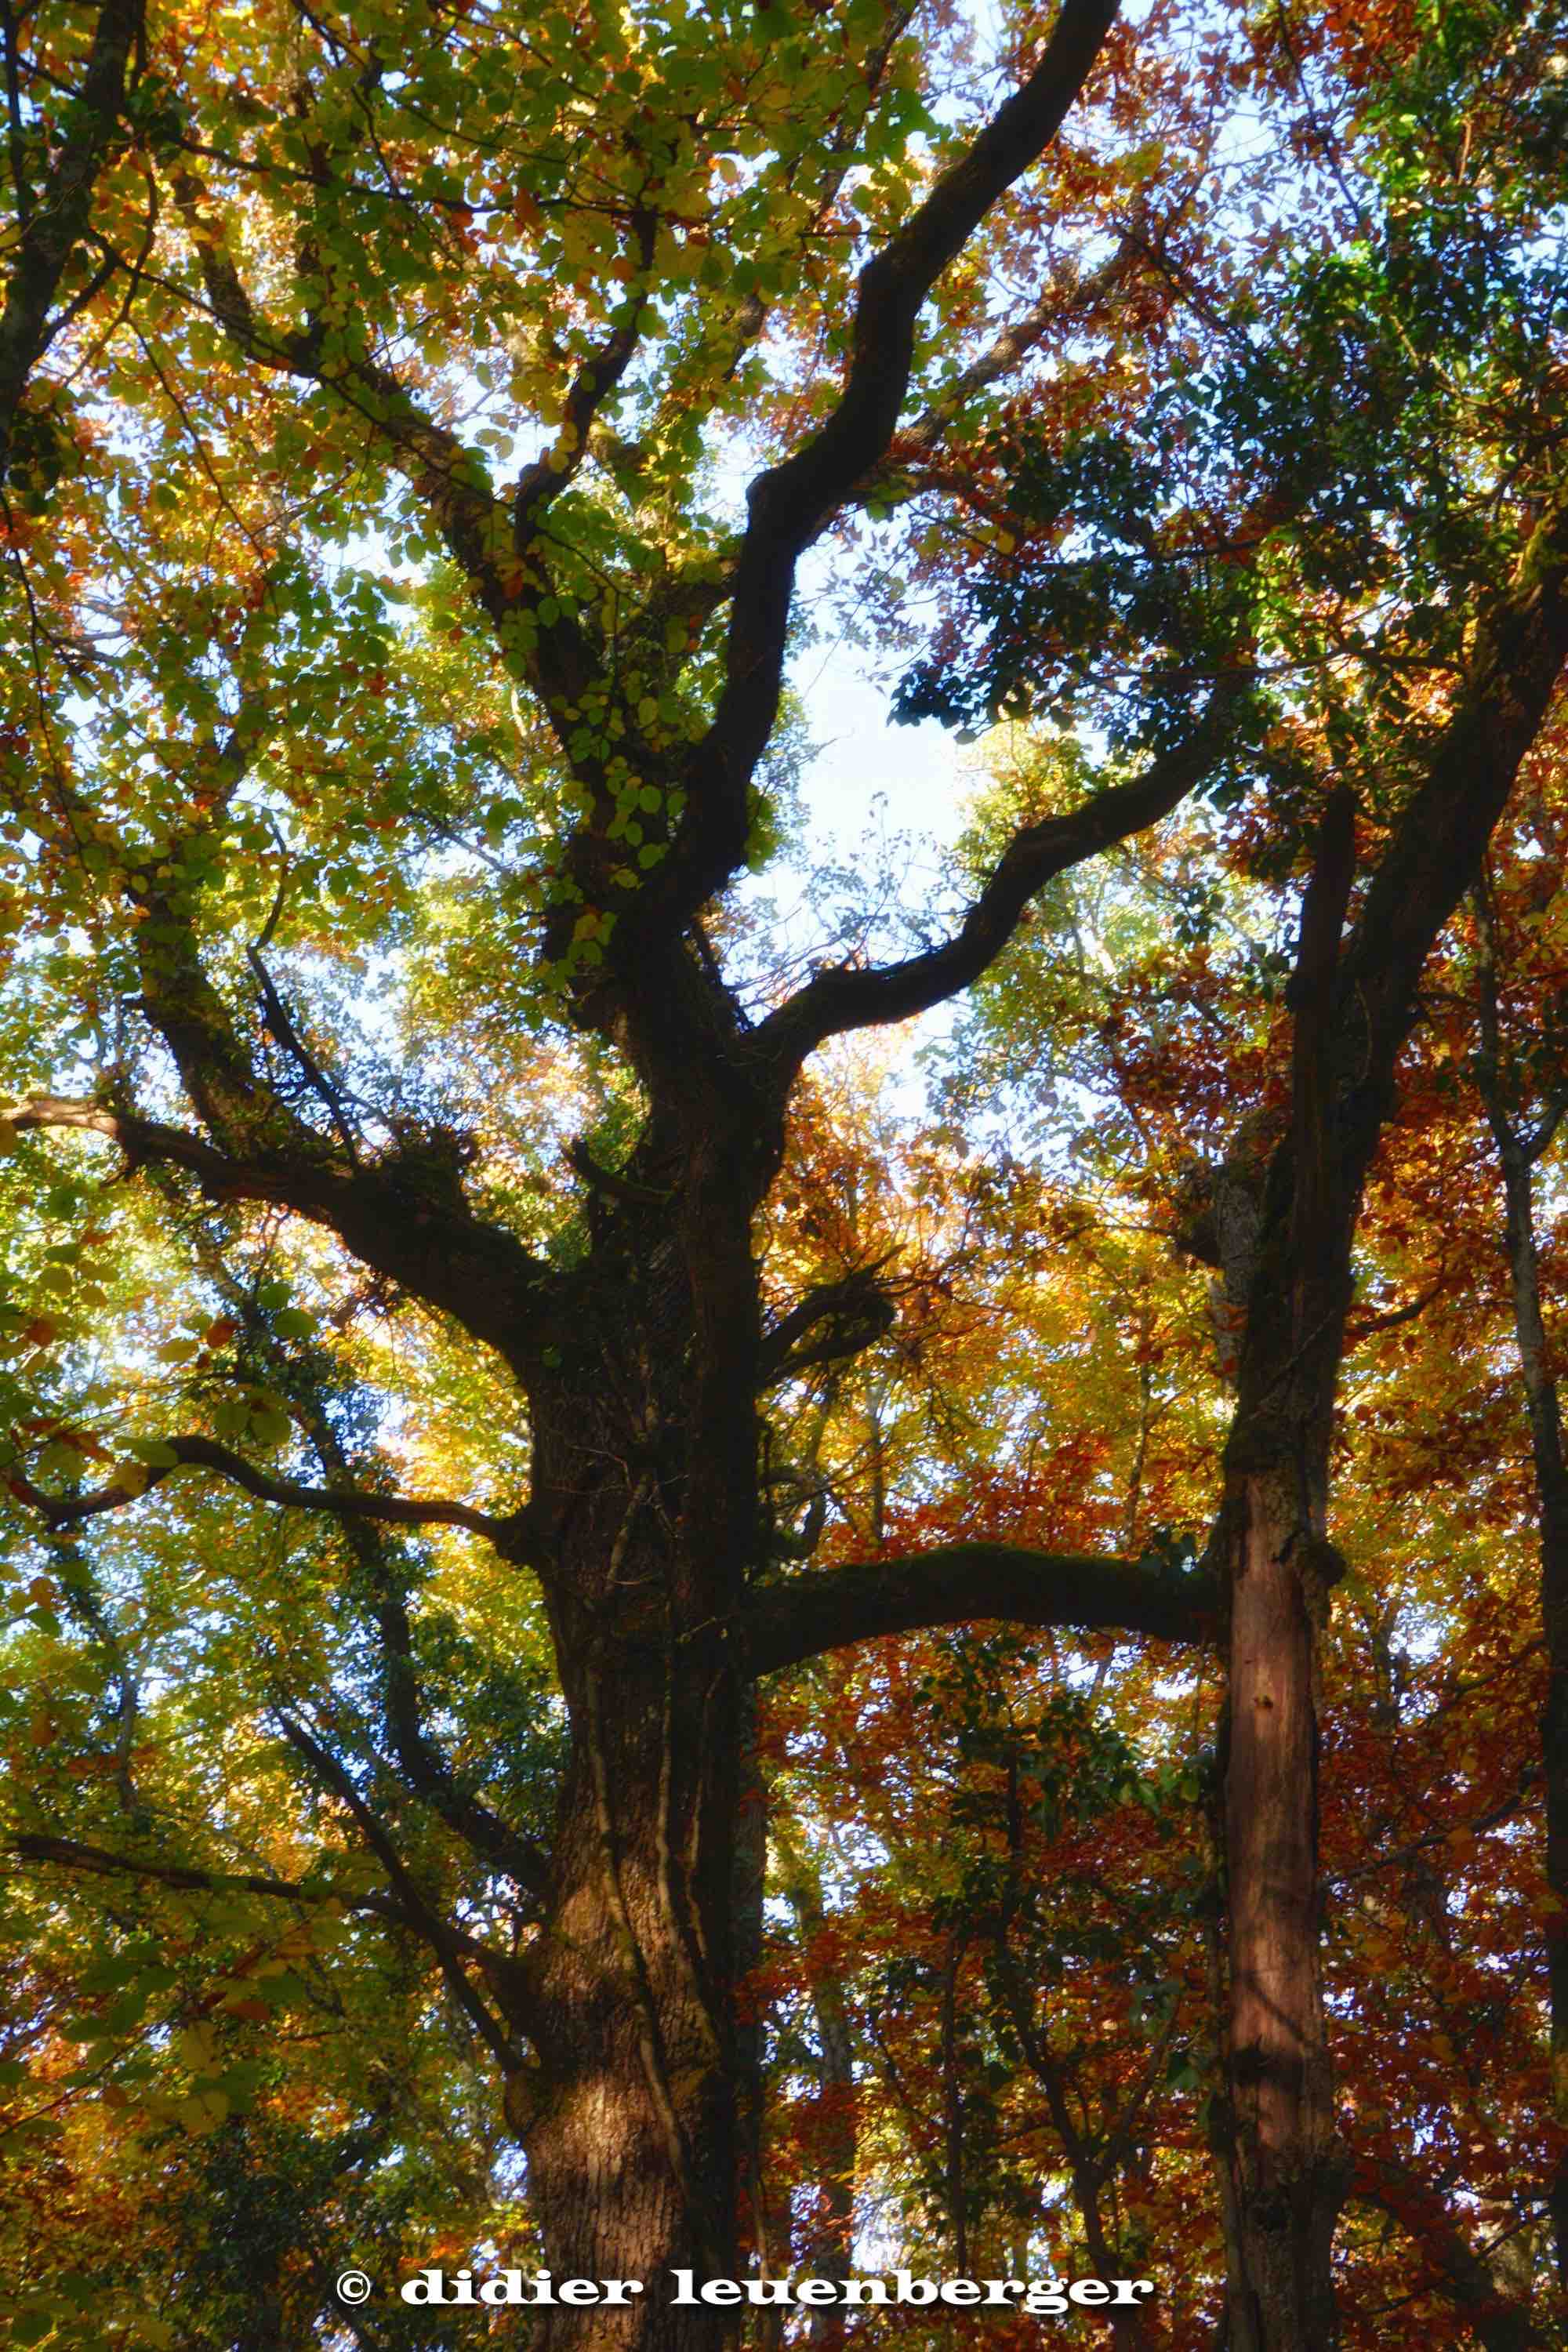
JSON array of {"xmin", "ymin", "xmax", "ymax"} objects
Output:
[
  {"xmin": 1214, "ymin": 793, "xmax": 1357, "ymax": 2349},
  {"xmin": 1474, "ymin": 890, "xmax": 1568, "ymax": 2284},
  {"xmin": 1492, "ymin": 1149, "xmax": 1568, "ymax": 2283},
  {"xmin": 1221, "ymin": 1463, "xmax": 1341, "ymax": 2352},
  {"xmin": 776, "ymin": 1827, "xmax": 858, "ymax": 2348}
]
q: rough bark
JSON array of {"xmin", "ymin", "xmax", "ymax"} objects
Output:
[
  {"xmin": 496, "ymin": 1156, "xmax": 760, "ymax": 2345},
  {"xmin": 1218, "ymin": 1465, "xmax": 1345, "ymax": 2352},
  {"xmin": 1211, "ymin": 793, "xmax": 1357, "ymax": 2352}
]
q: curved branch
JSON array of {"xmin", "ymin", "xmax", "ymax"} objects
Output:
[
  {"xmin": 670, "ymin": 0, "xmax": 1122, "ymax": 910},
  {"xmin": 20, "ymin": 1432, "xmax": 523, "ymax": 1543},
  {"xmin": 5, "ymin": 1094, "xmax": 559, "ymax": 1370},
  {"xmin": 744, "ymin": 1542, "xmax": 1218, "ymax": 1677},
  {"xmin": 751, "ymin": 689, "xmax": 1234, "ymax": 1078},
  {"xmin": 759, "ymin": 1264, "xmax": 898, "ymax": 1382},
  {"xmin": 1331, "ymin": 495, "xmax": 1568, "ymax": 1185}
]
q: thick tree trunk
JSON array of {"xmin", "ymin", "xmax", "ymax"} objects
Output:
[
  {"xmin": 504, "ymin": 1144, "xmax": 768, "ymax": 2348},
  {"xmin": 522, "ymin": 1654, "xmax": 743, "ymax": 2348}
]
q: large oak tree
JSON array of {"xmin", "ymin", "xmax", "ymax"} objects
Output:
[{"xmin": 2, "ymin": 1, "xmax": 1566, "ymax": 2346}]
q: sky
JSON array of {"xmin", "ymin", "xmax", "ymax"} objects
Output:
[{"xmin": 793, "ymin": 638, "xmax": 970, "ymax": 862}]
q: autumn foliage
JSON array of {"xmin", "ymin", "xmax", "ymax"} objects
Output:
[{"xmin": 2, "ymin": 1, "xmax": 1568, "ymax": 2348}]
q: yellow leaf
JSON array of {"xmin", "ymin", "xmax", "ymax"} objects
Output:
[
  {"xmin": 177, "ymin": 2089, "xmax": 229, "ymax": 2136},
  {"xmin": 176, "ymin": 2023, "xmax": 219, "ymax": 2074}
]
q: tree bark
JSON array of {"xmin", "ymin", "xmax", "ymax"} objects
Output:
[
  {"xmin": 496, "ymin": 1152, "xmax": 762, "ymax": 2347},
  {"xmin": 521, "ymin": 1655, "xmax": 743, "ymax": 2347},
  {"xmin": 1220, "ymin": 1464, "xmax": 1344, "ymax": 2352},
  {"xmin": 1211, "ymin": 793, "xmax": 1358, "ymax": 2350}
]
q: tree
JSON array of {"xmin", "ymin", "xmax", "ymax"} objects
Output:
[{"xmin": 2, "ymin": 1, "xmax": 1566, "ymax": 2347}]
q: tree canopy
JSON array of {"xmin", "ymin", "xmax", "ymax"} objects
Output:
[{"xmin": 2, "ymin": 1, "xmax": 1568, "ymax": 2347}]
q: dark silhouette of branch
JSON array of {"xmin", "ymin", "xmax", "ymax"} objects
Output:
[
  {"xmin": 16, "ymin": 1431, "xmax": 524, "ymax": 1544},
  {"xmin": 745, "ymin": 1542, "xmax": 1217, "ymax": 1676},
  {"xmin": 0, "ymin": 0, "xmax": 144, "ymax": 481},
  {"xmin": 751, "ymin": 689, "xmax": 1236, "ymax": 1076},
  {"xmin": 666, "ymin": 0, "xmax": 1123, "ymax": 913}
]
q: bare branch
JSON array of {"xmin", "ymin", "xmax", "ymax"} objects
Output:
[
  {"xmin": 18, "ymin": 1431, "xmax": 524, "ymax": 1544},
  {"xmin": 744, "ymin": 1542, "xmax": 1217, "ymax": 1677},
  {"xmin": 750, "ymin": 688, "xmax": 1235, "ymax": 1079},
  {"xmin": 666, "ymin": 0, "xmax": 1122, "ymax": 911}
]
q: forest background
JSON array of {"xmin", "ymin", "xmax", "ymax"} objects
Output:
[{"xmin": 2, "ymin": 0, "xmax": 1567, "ymax": 2347}]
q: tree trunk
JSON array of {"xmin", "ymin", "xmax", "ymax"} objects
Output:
[
  {"xmin": 522, "ymin": 1653, "xmax": 744, "ymax": 2348},
  {"xmin": 776, "ymin": 1823, "xmax": 858, "ymax": 2346},
  {"xmin": 1491, "ymin": 1136, "xmax": 1568, "ymax": 2285},
  {"xmin": 1221, "ymin": 1463, "xmax": 1342, "ymax": 2352},
  {"xmin": 509, "ymin": 1176, "xmax": 763, "ymax": 2349},
  {"xmin": 1473, "ymin": 895, "xmax": 1568, "ymax": 2284},
  {"xmin": 1214, "ymin": 790, "xmax": 1356, "ymax": 2349}
]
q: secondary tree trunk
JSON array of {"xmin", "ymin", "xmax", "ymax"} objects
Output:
[
  {"xmin": 1214, "ymin": 791, "xmax": 1356, "ymax": 2350},
  {"xmin": 1221, "ymin": 1461, "xmax": 1342, "ymax": 2352},
  {"xmin": 1474, "ymin": 892, "xmax": 1568, "ymax": 2285}
]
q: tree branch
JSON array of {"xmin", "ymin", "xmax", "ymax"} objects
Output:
[
  {"xmin": 1349, "ymin": 2151, "xmax": 1548, "ymax": 2352},
  {"xmin": 743, "ymin": 1542, "xmax": 1217, "ymax": 1677},
  {"xmin": 669, "ymin": 0, "xmax": 1122, "ymax": 913},
  {"xmin": 511, "ymin": 206, "xmax": 657, "ymax": 547},
  {"xmin": 0, "ymin": 0, "xmax": 143, "ymax": 481},
  {"xmin": 895, "ymin": 235, "xmax": 1140, "ymax": 466},
  {"xmin": 170, "ymin": 167, "xmax": 600, "ymax": 717},
  {"xmin": 4, "ymin": 1094, "xmax": 559, "ymax": 1372},
  {"xmin": 759, "ymin": 1264, "xmax": 898, "ymax": 1383},
  {"xmin": 10, "ymin": 1829, "xmax": 491, "ymax": 1966},
  {"xmin": 276, "ymin": 1715, "xmax": 528, "ymax": 2064},
  {"xmin": 750, "ymin": 687, "xmax": 1233, "ymax": 1078},
  {"xmin": 1331, "ymin": 495, "xmax": 1568, "ymax": 1186},
  {"xmin": 317, "ymin": 1497, "xmax": 554, "ymax": 1907},
  {"xmin": 19, "ymin": 1431, "xmax": 524, "ymax": 1544}
]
